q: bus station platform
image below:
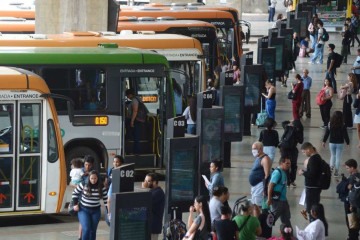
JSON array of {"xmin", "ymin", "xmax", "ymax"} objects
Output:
[{"xmin": 0, "ymin": 17, "xmax": 359, "ymax": 240}]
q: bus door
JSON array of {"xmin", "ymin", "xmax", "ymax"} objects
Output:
[
  {"xmin": 0, "ymin": 101, "xmax": 42, "ymax": 212},
  {"xmin": 122, "ymin": 68, "xmax": 168, "ymax": 169}
]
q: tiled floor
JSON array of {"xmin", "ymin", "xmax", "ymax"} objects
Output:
[{"xmin": 1, "ymin": 16, "xmax": 359, "ymax": 240}]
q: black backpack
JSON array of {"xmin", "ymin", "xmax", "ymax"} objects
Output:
[
  {"xmin": 333, "ymin": 52, "xmax": 344, "ymax": 68},
  {"xmin": 317, "ymin": 159, "xmax": 331, "ymax": 190},
  {"xmin": 321, "ymin": 28, "xmax": 329, "ymax": 42},
  {"xmin": 278, "ymin": 126, "xmax": 296, "ymax": 149}
]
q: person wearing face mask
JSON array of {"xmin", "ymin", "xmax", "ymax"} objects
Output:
[
  {"xmin": 248, "ymin": 141, "xmax": 272, "ymax": 207},
  {"xmin": 142, "ymin": 173, "xmax": 165, "ymax": 240}
]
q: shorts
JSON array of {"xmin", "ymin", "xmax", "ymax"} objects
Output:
[{"xmin": 355, "ymin": 113, "xmax": 360, "ymax": 124}]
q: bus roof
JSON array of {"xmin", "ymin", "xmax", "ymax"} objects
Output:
[
  {"xmin": 118, "ymin": 19, "xmax": 216, "ymax": 28},
  {"xmin": 0, "ymin": 7, "xmax": 35, "ymax": 20},
  {"xmin": 119, "ymin": 7, "xmax": 235, "ymax": 22},
  {"xmin": 0, "ymin": 33, "xmax": 203, "ymax": 60},
  {"xmin": 0, "ymin": 46, "xmax": 169, "ymax": 65},
  {"xmin": 0, "ymin": 19, "xmax": 34, "ymax": 33},
  {"xmin": 0, "ymin": 66, "xmax": 50, "ymax": 93}
]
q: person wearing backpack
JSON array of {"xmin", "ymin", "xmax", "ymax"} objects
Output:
[
  {"xmin": 309, "ymin": 20, "xmax": 325, "ymax": 64},
  {"xmin": 326, "ymin": 43, "xmax": 338, "ymax": 94},
  {"xmin": 298, "ymin": 142, "xmax": 323, "ymax": 222},
  {"xmin": 344, "ymin": 159, "xmax": 360, "ymax": 240},
  {"xmin": 322, "ymin": 111, "xmax": 350, "ymax": 177}
]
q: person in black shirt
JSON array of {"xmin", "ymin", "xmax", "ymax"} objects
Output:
[
  {"xmin": 213, "ymin": 205, "xmax": 239, "ymax": 240},
  {"xmin": 298, "ymin": 142, "xmax": 323, "ymax": 222},
  {"xmin": 259, "ymin": 118, "xmax": 279, "ymax": 163},
  {"xmin": 326, "ymin": 44, "xmax": 338, "ymax": 93},
  {"xmin": 341, "ymin": 24, "xmax": 352, "ymax": 63}
]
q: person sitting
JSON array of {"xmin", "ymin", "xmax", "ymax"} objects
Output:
[
  {"xmin": 296, "ymin": 203, "xmax": 328, "ymax": 240},
  {"xmin": 213, "ymin": 205, "xmax": 239, "ymax": 240},
  {"xmin": 232, "ymin": 200, "xmax": 262, "ymax": 240},
  {"xmin": 184, "ymin": 195, "xmax": 212, "ymax": 240}
]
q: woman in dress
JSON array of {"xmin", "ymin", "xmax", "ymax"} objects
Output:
[
  {"xmin": 262, "ymin": 80, "xmax": 276, "ymax": 120},
  {"xmin": 322, "ymin": 111, "xmax": 350, "ymax": 177},
  {"xmin": 340, "ymin": 73, "xmax": 358, "ymax": 128},
  {"xmin": 184, "ymin": 195, "xmax": 212, "ymax": 240},
  {"xmin": 319, "ymin": 78, "xmax": 334, "ymax": 128}
]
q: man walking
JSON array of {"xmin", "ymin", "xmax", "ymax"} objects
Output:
[
  {"xmin": 309, "ymin": 20, "xmax": 325, "ymax": 64},
  {"xmin": 300, "ymin": 69, "xmax": 312, "ymax": 118},
  {"xmin": 142, "ymin": 173, "xmax": 165, "ymax": 240},
  {"xmin": 326, "ymin": 43, "xmax": 338, "ymax": 93},
  {"xmin": 249, "ymin": 141, "xmax": 272, "ymax": 207},
  {"xmin": 298, "ymin": 142, "xmax": 323, "ymax": 221},
  {"xmin": 267, "ymin": 156, "xmax": 292, "ymax": 229}
]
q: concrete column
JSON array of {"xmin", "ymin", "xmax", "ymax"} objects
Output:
[{"xmin": 36, "ymin": 0, "xmax": 108, "ymax": 34}]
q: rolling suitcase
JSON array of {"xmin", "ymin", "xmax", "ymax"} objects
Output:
[{"xmin": 255, "ymin": 96, "xmax": 267, "ymax": 127}]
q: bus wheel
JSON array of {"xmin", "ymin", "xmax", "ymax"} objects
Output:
[{"xmin": 65, "ymin": 146, "xmax": 101, "ymax": 184}]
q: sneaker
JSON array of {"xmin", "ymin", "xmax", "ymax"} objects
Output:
[
  {"xmin": 284, "ymin": 84, "xmax": 287, "ymax": 87},
  {"xmin": 347, "ymin": 127, "xmax": 354, "ymax": 130},
  {"xmin": 308, "ymin": 61, "xmax": 315, "ymax": 64},
  {"xmin": 330, "ymin": 166, "xmax": 334, "ymax": 173},
  {"xmin": 334, "ymin": 170, "xmax": 339, "ymax": 177},
  {"xmin": 320, "ymin": 125, "xmax": 326, "ymax": 129}
]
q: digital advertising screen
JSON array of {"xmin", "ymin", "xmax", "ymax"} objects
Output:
[
  {"xmin": 117, "ymin": 207, "xmax": 148, "ymax": 240},
  {"xmin": 262, "ymin": 52, "xmax": 276, "ymax": 80}
]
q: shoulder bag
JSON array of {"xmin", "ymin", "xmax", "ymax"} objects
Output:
[{"xmin": 238, "ymin": 215, "xmax": 251, "ymax": 232}]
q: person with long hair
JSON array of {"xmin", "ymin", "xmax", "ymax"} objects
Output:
[
  {"xmin": 259, "ymin": 118, "xmax": 279, "ymax": 163},
  {"xmin": 322, "ymin": 111, "xmax": 350, "ymax": 177},
  {"xmin": 183, "ymin": 96, "xmax": 197, "ymax": 134},
  {"xmin": 268, "ymin": 223, "xmax": 295, "ymax": 240},
  {"xmin": 184, "ymin": 195, "xmax": 212, "ymax": 240},
  {"xmin": 308, "ymin": 15, "xmax": 318, "ymax": 50},
  {"xmin": 232, "ymin": 200, "xmax": 262, "ymax": 240},
  {"xmin": 341, "ymin": 73, "xmax": 358, "ymax": 128},
  {"xmin": 262, "ymin": 80, "xmax": 277, "ymax": 120},
  {"xmin": 72, "ymin": 170, "xmax": 108, "ymax": 240},
  {"xmin": 319, "ymin": 78, "xmax": 334, "ymax": 129},
  {"xmin": 209, "ymin": 186, "xmax": 229, "ymax": 225},
  {"xmin": 296, "ymin": 203, "xmax": 328, "ymax": 239},
  {"xmin": 206, "ymin": 160, "xmax": 224, "ymax": 197},
  {"xmin": 291, "ymin": 74, "xmax": 303, "ymax": 120},
  {"xmin": 354, "ymin": 89, "xmax": 360, "ymax": 148}
]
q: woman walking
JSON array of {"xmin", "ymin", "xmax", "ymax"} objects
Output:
[
  {"xmin": 322, "ymin": 111, "xmax": 350, "ymax": 177},
  {"xmin": 72, "ymin": 170, "xmax": 108, "ymax": 240},
  {"xmin": 319, "ymin": 78, "xmax": 334, "ymax": 128},
  {"xmin": 291, "ymin": 74, "xmax": 304, "ymax": 120},
  {"xmin": 262, "ymin": 80, "xmax": 277, "ymax": 120},
  {"xmin": 341, "ymin": 73, "xmax": 357, "ymax": 128}
]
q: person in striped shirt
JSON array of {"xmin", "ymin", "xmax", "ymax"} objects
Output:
[{"xmin": 72, "ymin": 170, "xmax": 108, "ymax": 240}]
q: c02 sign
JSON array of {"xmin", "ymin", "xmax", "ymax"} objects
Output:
[{"xmin": 120, "ymin": 170, "xmax": 134, "ymax": 177}]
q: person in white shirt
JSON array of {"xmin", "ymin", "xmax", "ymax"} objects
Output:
[
  {"xmin": 351, "ymin": 48, "xmax": 360, "ymax": 88},
  {"xmin": 268, "ymin": 0, "xmax": 277, "ymax": 22},
  {"xmin": 183, "ymin": 96, "xmax": 197, "ymax": 134},
  {"xmin": 309, "ymin": 20, "xmax": 325, "ymax": 64},
  {"xmin": 69, "ymin": 158, "xmax": 84, "ymax": 186},
  {"xmin": 296, "ymin": 203, "xmax": 328, "ymax": 240}
]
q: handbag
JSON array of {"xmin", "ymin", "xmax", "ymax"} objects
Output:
[
  {"xmin": 287, "ymin": 90, "xmax": 296, "ymax": 100},
  {"xmin": 348, "ymin": 212, "xmax": 359, "ymax": 229}
]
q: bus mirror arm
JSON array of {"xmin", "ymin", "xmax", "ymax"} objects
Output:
[{"xmin": 40, "ymin": 93, "xmax": 75, "ymax": 122}]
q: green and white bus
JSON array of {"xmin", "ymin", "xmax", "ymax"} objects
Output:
[{"xmin": 0, "ymin": 46, "xmax": 174, "ymax": 180}]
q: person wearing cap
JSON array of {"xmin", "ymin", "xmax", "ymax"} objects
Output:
[{"xmin": 326, "ymin": 43, "xmax": 338, "ymax": 94}]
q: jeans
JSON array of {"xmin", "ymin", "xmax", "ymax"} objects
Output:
[
  {"xmin": 268, "ymin": 7, "xmax": 275, "ymax": 22},
  {"xmin": 326, "ymin": 70, "xmax": 337, "ymax": 93},
  {"xmin": 187, "ymin": 124, "xmax": 196, "ymax": 134},
  {"xmin": 311, "ymin": 43, "xmax": 324, "ymax": 64},
  {"xmin": 265, "ymin": 99, "xmax": 276, "ymax": 120},
  {"xmin": 133, "ymin": 120, "xmax": 144, "ymax": 154},
  {"xmin": 78, "ymin": 206, "xmax": 101, "ymax": 240},
  {"xmin": 263, "ymin": 146, "xmax": 276, "ymax": 163},
  {"xmin": 329, "ymin": 143, "xmax": 344, "ymax": 171},
  {"xmin": 300, "ymin": 89, "xmax": 311, "ymax": 117},
  {"xmin": 310, "ymin": 34, "xmax": 316, "ymax": 49}
]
